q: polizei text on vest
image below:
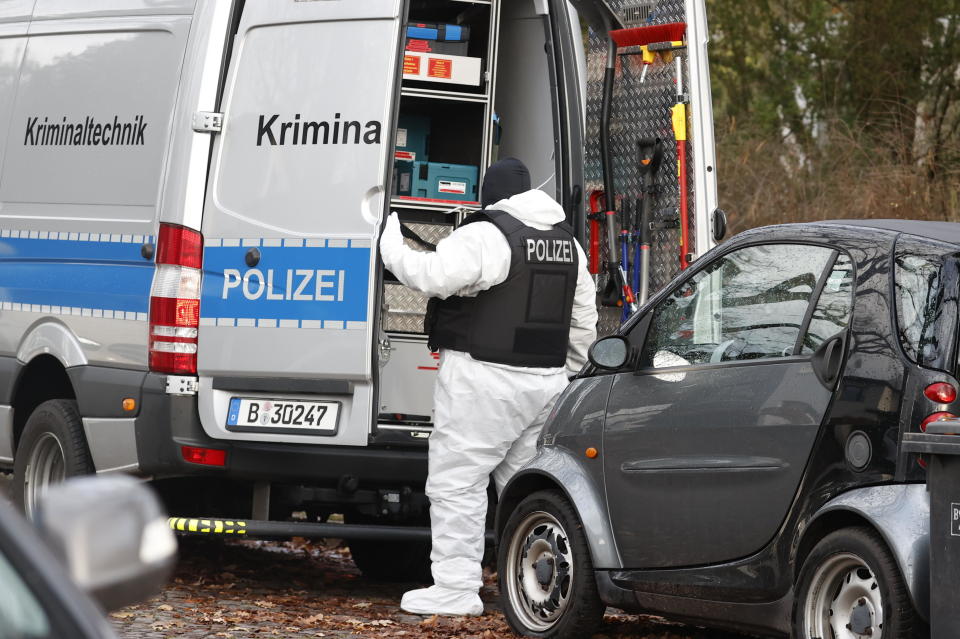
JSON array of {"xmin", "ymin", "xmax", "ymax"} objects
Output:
[
  {"xmin": 24, "ymin": 115, "xmax": 147, "ymax": 146},
  {"xmin": 525, "ymin": 237, "xmax": 575, "ymax": 264},
  {"xmin": 257, "ymin": 113, "xmax": 382, "ymax": 146}
]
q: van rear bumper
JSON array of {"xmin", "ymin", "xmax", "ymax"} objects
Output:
[{"xmin": 134, "ymin": 373, "xmax": 428, "ymax": 485}]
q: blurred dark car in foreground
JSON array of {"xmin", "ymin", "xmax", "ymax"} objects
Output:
[{"xmin": 0, "ymin": 476, "xmax": 175, "ymax": 639}]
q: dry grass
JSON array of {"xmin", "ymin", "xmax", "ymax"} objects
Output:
[{"xmin": 716, "ymin": 119, "xmax": 960, "ymax": 235}]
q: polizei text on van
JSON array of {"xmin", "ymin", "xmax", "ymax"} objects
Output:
[
  {"xmin": 24, "ymin": 115, "xmax": 147, "ymax": 146},
  {"xmin": 257, "ymin": 113, "xmax": 382, "ymax": 146}
]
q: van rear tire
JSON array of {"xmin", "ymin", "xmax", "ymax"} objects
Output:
[{"xmin": 13, "ymin": 399, "xmax": 93, "ymax": 519}]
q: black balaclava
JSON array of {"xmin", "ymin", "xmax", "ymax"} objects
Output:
[{"xmin": 480, "ymin": 157, "xmax": 531, "ymax": 209}]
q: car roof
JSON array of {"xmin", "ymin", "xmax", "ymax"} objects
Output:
[{"xmin": 817, "ymin": 219, "xmax": 960, "ymax": 246}]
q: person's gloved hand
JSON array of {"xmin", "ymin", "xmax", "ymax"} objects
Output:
[{"xmin": 379, "ymin": 212, "xmax": 404, "ymax": 264}]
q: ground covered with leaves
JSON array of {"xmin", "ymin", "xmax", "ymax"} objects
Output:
[{"xmin": 110, "ymin": 536, "xmax": 758, "ymax": 639}]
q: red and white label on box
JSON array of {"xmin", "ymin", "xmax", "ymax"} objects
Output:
[
  {"xmin": 438, "ymin": 180, "xmax": 467, "ymax": 195},
  {"xmin": 402, "ymin": 52, "xmax": 481, "ymax": 87}
]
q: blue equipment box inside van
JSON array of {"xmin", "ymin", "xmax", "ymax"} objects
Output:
[
  {"xmin": 410, "ymin": 161, "xmax": 479, "ymax": 202},
  {"xmin": 395, "ymin": 114, "xmax": 431, "ymax": 163}
]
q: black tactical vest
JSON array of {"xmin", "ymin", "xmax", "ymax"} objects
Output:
[{"xmin": 427, "ymin": 210, "xmax": 579, "ymax": 368}]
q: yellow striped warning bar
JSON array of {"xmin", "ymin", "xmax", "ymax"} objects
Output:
[{"xmin": 167, "ymin": 517, "xmax": 247, "ymax": 535}]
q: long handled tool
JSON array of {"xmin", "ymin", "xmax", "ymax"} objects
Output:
[
  {"xmin": 636, "ymin": 138, "xmax": 664, "ymax": 305},
  {"xmin": 630, "ymin": 197, "xmax": 641, "ymax": 300},
  {"xmin": 620, "ymin": 201, "xmax": 632, "ymax": 322},
  {"xmin": 587, "ymin": 190, "xmax": 604, "ymax": 274},
  {"xmin": 599, "ymin": 25, "xmax": 639, "ymax": 315},
  {"xmin": 671, "ymin": 56, "xmax": 691, "ymax": 270}
]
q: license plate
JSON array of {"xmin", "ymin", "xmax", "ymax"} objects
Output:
[{"xmin": 227, "ymin": 398, "xmax": 340, "ymax": 435}]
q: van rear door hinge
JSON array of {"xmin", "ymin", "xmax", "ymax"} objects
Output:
[
  {"xmin": 166, "ymin": 375, "xmax": 199, "ymax": 395},
  {"xmin": 192, "ymin": 111, "xmax": 223, "ymax": 133}
]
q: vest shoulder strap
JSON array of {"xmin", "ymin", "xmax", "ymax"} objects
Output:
[{"xmin": 460, "ymin": 209, "xmax": 526, "ymax": 236}]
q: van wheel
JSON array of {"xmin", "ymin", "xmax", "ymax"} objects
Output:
[
  {"xmin": 348, "ymin": 538, "xmax": 432, "ymax": 583},
  {"xmin": 498, "ymin": 490, "xmax": 604, "ymax": 638},
  {"xmin": 793, "ymin": 526, "xmax": 927, "ymax": 639},
  {"xmin": 13, "ymin": 399, "xmax": 93, "ymax": 519}
]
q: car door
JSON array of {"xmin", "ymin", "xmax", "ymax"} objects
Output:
[
  {"xmin": 196, "ymin": 1, "xmax": 405, "ymax": 446},
  {"xmin": 603, "ymin": 242, "xmax": 855, "ymax": 568}
]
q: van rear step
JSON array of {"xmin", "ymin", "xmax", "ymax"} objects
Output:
[{"xmin": 168, "ymin": 517, "xmax": 494, "ymax": 543}]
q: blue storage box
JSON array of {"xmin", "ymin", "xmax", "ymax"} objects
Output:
[
  {"xmin": 411, "ymin": 161, "xmax": 479, "ymax": 202},
  {"xmin": 395, "ymin": 114, "xmax": 431, "ymax": 163}
]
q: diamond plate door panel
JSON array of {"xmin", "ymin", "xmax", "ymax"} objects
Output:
[
  {"xmin": 585, "ymin": 0, "xmax": 696, "ymax": 335},
  {"xmin": 383, "ymin": 222, "xmax": 453, "ymax": 334}
]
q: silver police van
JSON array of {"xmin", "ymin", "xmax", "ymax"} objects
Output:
[{"xmin": 0, "ymin": 0, "xmax": 717, "ymax": 578}]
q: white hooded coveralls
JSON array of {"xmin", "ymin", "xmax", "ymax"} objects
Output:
[{"xmin": 379, "ymin": 188, "xmax": 598, "ymax": 604}]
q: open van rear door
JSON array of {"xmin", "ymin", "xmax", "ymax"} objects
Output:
[{"xmin": 196, "ymin": 1, "xmax": 404, "ymax": 446}]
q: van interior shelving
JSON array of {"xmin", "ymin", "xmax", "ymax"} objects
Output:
[{"xmin": 379, "ymin": 0, "xmax": 564, "ymax": 425}]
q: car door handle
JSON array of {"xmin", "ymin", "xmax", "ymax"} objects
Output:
[{"xmin": 811, "ymin": 332, "xmax": 846, "ymax": 390}]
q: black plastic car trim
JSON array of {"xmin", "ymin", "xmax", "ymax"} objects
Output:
[
  {"xmin": 633, "ymin": 354, "xmax": 809, "ymax": 377},
  {"xmin": 793, "ymin": 249, "xmax": 841, "ymax": 355}
]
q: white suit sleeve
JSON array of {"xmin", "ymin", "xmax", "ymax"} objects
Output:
[
  {"xmin": 566, "ymin": 242, "xmax": 599, "ymax": 375},
  {"xmin": 379, "ymin": 213, "xmax": 508, "ymax": 300}
]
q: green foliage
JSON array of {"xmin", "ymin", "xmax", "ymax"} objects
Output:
[{"xmin": 708, "ymin": 0, "xmax": 960, "ymax": 227}]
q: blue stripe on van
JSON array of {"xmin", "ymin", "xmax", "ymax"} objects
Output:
[
  {"xmin": 0, "ymin": 236, "xmax": 153, "ymax": 313},
  {"xmin": 200, "ymin": 243, "xmax": 370, "ymax": 325}
]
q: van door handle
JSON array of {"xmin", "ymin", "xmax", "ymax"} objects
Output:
[
  {"xmin": 141, "ymin": 243, "xmax": 155, "ymax": 260},
  {"xmin": 245, "ymin": 247, "xmax": 261, "ymax": 267}
]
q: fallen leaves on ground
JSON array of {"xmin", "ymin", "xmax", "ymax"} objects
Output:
[{"xmin": 112, "ymin": 536, "xmax": 758, "ymax": 639}]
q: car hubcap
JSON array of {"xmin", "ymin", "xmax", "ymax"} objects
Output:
[
  {"xmin": 803, "ymin": 552, "xmax": 884, "ymax": 639},
  {"xmin": 23, "ymin": 432, "xmax": 66, "ymax": 519},
  {"xmin": 505, "ymin": 511, "xmax": 573, "ymax": 632}
]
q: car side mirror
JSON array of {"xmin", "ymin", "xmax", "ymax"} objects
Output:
[
  {"xmin": 588, "ymin": 335, "xmax": 630, "ymax": 370},
  {"xmin": 34, "ymin": 475, "xmax": 177, "ymax": 611}
]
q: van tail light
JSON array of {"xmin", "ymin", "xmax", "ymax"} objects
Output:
[
  {"xmin": 149, "ymin": 224, "xmax": 203, "ymax": 374},
  {"xmin": 180, "ymin": 445, "xmax": 226, "ymax": 467},
  {"xmin": 924, "ymin": 382, "xmax": 957, "ymax": 404}
]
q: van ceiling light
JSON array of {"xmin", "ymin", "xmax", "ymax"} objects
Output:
[{"xmin": 149, "ymin": 224, "xmax": 203, "ymax": 375}]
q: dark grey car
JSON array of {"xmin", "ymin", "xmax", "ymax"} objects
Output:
[{"xmin": 496, "ymin": 220, "xmax": 958, "ymax": 639}]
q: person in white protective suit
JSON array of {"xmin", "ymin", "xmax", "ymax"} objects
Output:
[{"xmin": 379, "ymin": 157, "xmax": 598, "ymax": 617}]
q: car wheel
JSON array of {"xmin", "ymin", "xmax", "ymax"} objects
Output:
[
  {"xmin": 13, "ymin": 399, "xmax": 93, "ymax": 519},
  {"xmin": 793, "ymin": 526, "xmax": 927, "ymax": 639},
  {"xmin": 498, "ymin": 490, "xmax": 604, "ymax": 638}
]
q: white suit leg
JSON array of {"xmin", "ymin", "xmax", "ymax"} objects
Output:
[
  {"xmin": 427, "ymin": 353, "xmax": 530, "ymax": 592},
  {"xmin": 492, "ymin": 372, "xmax": 568, "ymax": 495}
]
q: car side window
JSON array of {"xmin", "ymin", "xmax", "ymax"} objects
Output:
[
  {"xmin": 641, "ymin": 244, "xmax": 835, "ymax": 367},
  {"xmin": 800, "ymin": 253, "xmax": 854, "ymax": 354},
  {"xmin": 895, "ymin": 252, "xmax": 945, "ymax": 366},
  {"xmin": 0, "ymin": 548, "xmax": 51, "ymax": 639}
]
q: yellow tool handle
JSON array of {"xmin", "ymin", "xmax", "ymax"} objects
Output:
[
  {"xmin": 671, "ymin": 103, "xmax": 687, "ymax": 142},
  {"xmin": 641, "ymin": 45, "xmax": 655, "ymax": 65}
]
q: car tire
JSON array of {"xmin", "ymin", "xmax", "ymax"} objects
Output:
[
  {"xmin": 13, "ymin": 399, "xmax": 94, "ymax": 519},
  {"xmin": 498, "ymin": 489, "xmax": 604, "ymax": 638},
  {"xmin": 793, "ymin": 526, "xmax": 927, "ymax": 639},
  {"xmin": 348, "ymin": 537, "xmax": 433, "ymax": 583}
]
